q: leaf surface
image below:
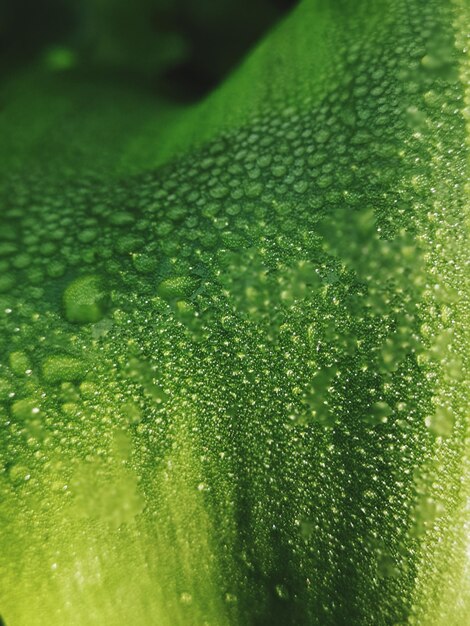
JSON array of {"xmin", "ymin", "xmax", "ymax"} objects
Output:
[{"xmin": 0, "ymin": 1, "xmax": 469, "ymax": 625}]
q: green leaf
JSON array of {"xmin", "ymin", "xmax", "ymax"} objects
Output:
[{"xmin": 0, "ymin": 1, "xmax": 469, "ymax": 625}]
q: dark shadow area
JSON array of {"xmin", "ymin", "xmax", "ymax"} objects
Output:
[{"xmin": 0, "ymin": 0, "xmax": 298, "ymax": 102}]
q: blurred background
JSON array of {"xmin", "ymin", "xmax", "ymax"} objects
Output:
[{"xmin": 0, "ymin": 0, "xmax": 297, "ymax": 102}]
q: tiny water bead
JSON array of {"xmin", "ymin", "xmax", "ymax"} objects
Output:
[
  {"xmin": 77, "ymin": 228, "xmax": 99, "ymax": 244},
  {"xmin": 109, "ymin": 211, "xmax": 136, "ymax": 226},
  {"xmin": 179, "ymin": 592, "xmax": 193, "ymax": 605},
  {"xmin": 47, "ymin": 260, "xmax": 67, "ymax": 278},
  {"xmin": 275, "ymin": 584, "xmax": 290, "ymax": 600}
]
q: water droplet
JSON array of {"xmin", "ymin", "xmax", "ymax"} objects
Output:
[
  {"xmin": 132, "ymin": 253, "xmax": 158, "ymax": 274},
  {"xmin": 11, "ymin": 398, "xmax": 40, "ymax": 421},
  {"xmin": 426, "ymin": 405, "xmax": 454, "ymax": 437},
  {"xmin": 209, "ymin": 185, "xmax": 230, "ymax": 199},
  {"xmin": 42, "ymin": 355, "xmax": 86, "ymax": 383},
  {"xmin": 0, "ymin": 275, "xmax": 15, "ymax": 293},
  {"xmin": 9, "ymin": 351, "xmax": 31, "ymax": 376},
  {"xmin": 157, "ymin": 276, "xmax": 198, "ymax": 301},
  {"xmin": 91, "ymin": 318, "xmax": 113, "ymax": 339},
  {"xmin": 225, "ymin": 592, "xmax": 238, "ymax": 604},
  {"xmin": 180, "ymin": 592, "xmax": 193, "ymax": 605},
  {"xmin": 63, "ymin": 275, "xmax": 108, "ymax": 323},
  {"xmin": 367, "ymin": 401, "xmax": 392, "ymax": 426},
  {"xmin": 275, "ymin": 584, "xmax": 289, "ymax": 600}
]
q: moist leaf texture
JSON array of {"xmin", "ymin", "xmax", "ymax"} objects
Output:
[{"xmin": 0, "ymin": 1, "xmax": 469, "ymax": 625}]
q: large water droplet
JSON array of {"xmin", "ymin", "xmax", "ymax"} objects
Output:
[{"xmin": 63, "ymin": 274, "xmax": 108, "ymax": 323}]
